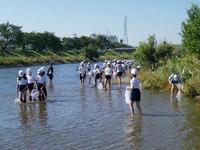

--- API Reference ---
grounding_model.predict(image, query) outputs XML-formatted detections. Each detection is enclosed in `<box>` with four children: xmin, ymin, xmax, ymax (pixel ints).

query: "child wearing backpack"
<box><xmin>168</xmin><ymin>73</ymin><xmax>181</xmax><ymax>97</ymax></box>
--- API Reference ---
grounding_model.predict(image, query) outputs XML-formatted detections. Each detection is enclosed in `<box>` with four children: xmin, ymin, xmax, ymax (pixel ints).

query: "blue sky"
<box><xmin>0</xmin><ymin>0</ymin><xmax>200</xmax><ymax>46</ymax></box>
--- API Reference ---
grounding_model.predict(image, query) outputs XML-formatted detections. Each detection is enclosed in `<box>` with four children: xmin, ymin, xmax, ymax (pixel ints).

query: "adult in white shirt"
<box><xmin>17</xmin><ymin>70</ymin><xmax>28</xmax><ymax>103</ymax></box>
<box><xmin>26</xmin><ymin>68</ymin><xmax>36</xmax><ymax>101</ymax></box>
<box><xmin>104</xmin><ymin>62</ymin><xmax>113</xmax><ymax>89</ymax></box>
<box><xmin>127</xmin><ymin>68</ymin><xmax>142</xmax><ymax>116</ymax></box>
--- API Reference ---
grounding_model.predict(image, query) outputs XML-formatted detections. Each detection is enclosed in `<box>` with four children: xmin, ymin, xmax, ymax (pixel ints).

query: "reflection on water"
<box><xmin>0</xmin><ymin>63</ymin><xmax>200</xmax><ymax>149</ymax></box>
<box><xmin>38</xmin><ymin>103</ymin><xmax>47</xmax><ymax>127</ymax></box>
<box><xmin>126</xmin><ymin>115</ymin><xmax>143</xmax><ymax>150</ymax></box>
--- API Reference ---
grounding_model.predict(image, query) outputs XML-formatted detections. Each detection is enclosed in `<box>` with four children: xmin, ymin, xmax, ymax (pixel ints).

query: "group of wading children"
<box><xmin>16</xmin><ymin>63</ymin><xmax>54</xmax><ymax>103</ymax></box>
<box><xmin>77</xmin><ymin>60</ymin><xmax>182</xmax><ymax>116</ymax></box>
<box><xmin>77</xmin><ymin>60</ymin><xmax>142</xmax><ymax>116</ymax></box>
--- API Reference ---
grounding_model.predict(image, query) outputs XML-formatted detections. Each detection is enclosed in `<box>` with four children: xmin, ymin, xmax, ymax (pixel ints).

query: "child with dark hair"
<box><xmin>47</xmin><ymin>62</ymin><xmax>54</xmax><ymax>81</ymax></box>
<box><xmin>17</xmin><ymin>70</ymin><xmax>28</xmax><ymax>103</ymax></box>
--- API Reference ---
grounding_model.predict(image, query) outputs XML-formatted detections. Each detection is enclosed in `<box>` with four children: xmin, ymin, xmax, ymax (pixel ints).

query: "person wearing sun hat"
<box><xmin>17</xmin><ymin>70</ymin><xmax>28</xmax><ymax>103</ymax></box>
<box><xmin>78</xmin><ymin>61</ymin><xmax>86</xmax><ymax>87</ymax></box>
<box><xmin>104</xmin><ymin>62</ymin><xmax>113</xmax><ymax>89</ymax></box>
<box><xmin>126</xmin><ymin>68</ymin><xmax>142</xmax><ymax>116</ymax></box>
<box><xmin>26</xmin><ymin>68</ymin><xmax>36</xmax><ymax>101</ymax></box>
<box><xmin>36</xmin><ymin>67</ymin><xmax>47</xmax><ymax>101</ymax></box>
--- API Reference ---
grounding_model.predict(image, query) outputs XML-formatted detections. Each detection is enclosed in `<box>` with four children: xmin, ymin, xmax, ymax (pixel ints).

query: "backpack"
<box><xmin>169</xmin><ymin>74</ymin><xmax>180</xmax><ymax>84</ymax></box>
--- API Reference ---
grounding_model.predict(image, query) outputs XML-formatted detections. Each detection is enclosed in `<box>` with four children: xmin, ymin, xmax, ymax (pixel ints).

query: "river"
<box><xmin>0</xmin><ymin>63</ymin><xmax>200</xmax><ymax>150</ymax></box>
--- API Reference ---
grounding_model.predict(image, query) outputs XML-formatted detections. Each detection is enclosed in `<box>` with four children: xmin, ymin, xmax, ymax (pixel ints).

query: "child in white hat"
<box><xmin>17</xmin><ymin>70</ymin><xmax>28</xmax><ymax>103</ymax></box>
<box><xmin>126</xmin><ymin>68</ymin><xmax>142</xmax><ymax>116</ymax></box>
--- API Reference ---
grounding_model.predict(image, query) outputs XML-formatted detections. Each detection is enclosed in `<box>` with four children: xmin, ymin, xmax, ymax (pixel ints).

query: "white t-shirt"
<box><xmin>17</xmin><ymin>77</ymin><xmax>28</xmax><ymax>85</ymax></box>
<box><xmin>78</xmin><ymin>66</ymin><xmax>86</xmax><ymax>74</ymax></box>
<box><xmin>36</xmin><ymin>75</ymin><xmax>47</xmax><ymax>84</ymax></box>
<box><xmin>26</xmin><ymin>74</ymin><xmax>36</xmax><ymax>84</ymax></box>
<box><xmin>104</xmin><ymin>67</ymin><xmax>113</xmax><ymax>76</ymax></box>
<box><xmin>115</xmin><ymin>64</ymin><xmax>123</xmax><ymax>73</ymax></box>
<box><xmin>87</xmin><ymin>64</ymin><xmax>91</xmax><ymax>70</ymax></box>
<box><xmin>130</xmin><ymin>77</ymin><xmax>140</xmax><ymax>89</ymax></box>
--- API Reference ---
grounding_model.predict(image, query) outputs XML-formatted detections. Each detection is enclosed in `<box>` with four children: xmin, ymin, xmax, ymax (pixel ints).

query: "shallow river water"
<box><xmin>0</xmin><ymin>63</ymin><xmax>200</xmax><ymax>150</ymax></box>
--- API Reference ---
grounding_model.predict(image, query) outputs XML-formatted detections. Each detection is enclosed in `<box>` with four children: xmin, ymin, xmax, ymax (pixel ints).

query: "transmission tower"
<box><xmin>124</xmin><ymin>15</ymin><xmax>128</xmax><ymax>45</ymax></box>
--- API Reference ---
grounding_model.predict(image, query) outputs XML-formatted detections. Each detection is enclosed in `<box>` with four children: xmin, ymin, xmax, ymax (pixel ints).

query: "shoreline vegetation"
<box><xmin>2</xmin><ymin>49</ymin><xmax>200</xmax><ymax>100</ymax></box>
<box><xmin>1</xmin><ymin>4</ymin><xmax>200</xmax><ymax>99</ymax></box>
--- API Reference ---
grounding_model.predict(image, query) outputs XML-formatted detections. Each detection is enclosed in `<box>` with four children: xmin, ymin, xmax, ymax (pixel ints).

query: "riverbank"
<box><xmin>136</xmin><ymin>54</ymin><xmax>200</xmax><ymax>100</ymax></box>
<box><xmin>0</xmin><ymin>50</ymin><xmax>133</xmax><ymax>67</ymax></box>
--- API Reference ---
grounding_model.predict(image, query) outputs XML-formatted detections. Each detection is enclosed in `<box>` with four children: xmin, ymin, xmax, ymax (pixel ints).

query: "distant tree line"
<box><xmin>0</xmin><ymin>22</ymin><xmax>129</xmax><ymax>54</ymax></box>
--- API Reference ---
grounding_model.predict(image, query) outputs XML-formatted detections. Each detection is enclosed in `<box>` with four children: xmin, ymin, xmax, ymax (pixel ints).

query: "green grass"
<box><xmin>137</xmin><ymin>54</ymin><xmax>200</xmax><ymax>98</ymax></box>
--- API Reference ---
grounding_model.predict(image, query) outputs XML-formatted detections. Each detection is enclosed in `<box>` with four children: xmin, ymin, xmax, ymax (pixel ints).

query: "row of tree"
<box><xmin>0</xmin><ymin>22</ymin><xmax>127</xmax><ymax>53</ymax></box>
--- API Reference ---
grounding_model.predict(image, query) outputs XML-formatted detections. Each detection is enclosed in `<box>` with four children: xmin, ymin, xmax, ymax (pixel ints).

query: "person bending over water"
<box><xmin>127</xmin><ymin>68</ymin><xmax>142</xmax><ymax>116</ymax></box>
<box><xmin>168</xmin><ymin>73</ymin><xmax>181</xmax><ymax>98</ymax></box>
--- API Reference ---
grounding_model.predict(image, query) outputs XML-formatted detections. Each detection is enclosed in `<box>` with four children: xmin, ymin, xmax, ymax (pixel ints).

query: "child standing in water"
<box><xmin>26</xmin><ymin>68</ymin><xmax>36</xmax><ymax>101</ymax></box>
<box><xmin>17</xmin><ymin>70</ymin><xmax>28</xmax><ymax>103</ymax></box>
<box><xmin>47</xmin><ymin>62</ymin><xmax>54</xmax><ymax>81</ymax></box>
<box><xmin>36</xmin><ymin>67</ymin><xmax>47</xmax><ymax>101</ymax></box>
<box><xmin>127</xmin><ymin>68</ymin><xmax>142</xmax><ymax>116</ymax></box>
<box><xmin>104</xmin><ymin>62</ymin><xmax>113</xmax><ymax>89</ymax></box>
<box><xmin>78</xmin><ymin>62</ymin><xmax>86</xmax><ymax>87</ymax></box>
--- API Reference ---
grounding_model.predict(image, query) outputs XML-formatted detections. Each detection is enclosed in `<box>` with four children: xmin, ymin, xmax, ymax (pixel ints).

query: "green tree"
<box><xmin>181</xmin><ymin>4</ymin><xmax>200</xmax><ymax>54</ymax></box>
<box><xmin>0</xmin><ymin>22</ymin><xmax>22</xmax><ymax>52</ymax></box>
<box><xmin>84</xmin><ymin>44</ymin><xmax>99</xmax><ymax>60</ymax></box>
<box><xmin>62</xmin><ymin>37</ymin><xmax>75</xmax><ymax>51</ymax></box>
<box><xmin>134</xmin><ymin>35</ymin><xmax>157</xmax><ymax>68</ymax></box>
<box><xmin>155</xmin><ymin>41</ymin><xmax>174</xmax><ymax>61</ymax></box>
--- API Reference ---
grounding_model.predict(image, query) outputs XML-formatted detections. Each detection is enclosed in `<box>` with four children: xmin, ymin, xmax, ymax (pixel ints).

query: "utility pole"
<box><xmin>124</xmin><ymin>15</ymin><xmax>128</xmax><ymax>45</ymax></box>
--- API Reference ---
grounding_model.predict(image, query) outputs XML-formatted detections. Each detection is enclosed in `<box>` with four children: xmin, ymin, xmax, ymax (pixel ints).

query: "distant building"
<box><xmin>90</xmin><ymin>33</ymin><xmax>118</xmax><ymax>43</ymax></box>
<box><xmin>114</xmin><ymin>47</ymin><xmax>137</xmax><ymax>52</ymax></box>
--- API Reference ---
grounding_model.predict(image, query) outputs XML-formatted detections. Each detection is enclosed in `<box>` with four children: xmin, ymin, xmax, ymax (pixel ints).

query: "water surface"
<box><xmin>0</xmin><ymin>63</ymin><xmax>199</xmax><ymax>150</ymax></box>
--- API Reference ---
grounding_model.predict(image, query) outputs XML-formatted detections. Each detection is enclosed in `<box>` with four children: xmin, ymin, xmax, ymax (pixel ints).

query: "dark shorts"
<box><xmin>117</xmin><ymin>72</ymin><xmax>123</xmax><ymax>77</ymax></box>
<box><xmin>19</xmin><ymin>85</ymin><xmax>27</xmax><ymax>92</ymax></box>
<box><xmin>95</xmin><ymin>73</ymin><xmax>102</xmax><ymax>80</ymax></box>
<box><xmin>28</xmin><ymin>83</ymin><xmax>34</xmax><ymax>91</ymax></box>
<box><xmin>105</xmin><ymin>75</ymin><xmax>111</xmax><ymax>80</ymax></box>
<box><xmin>37</xmin><ymin>83</ymin><xmax>44</xmax><ymax>91</ymax></box>
<box><xmin>130</xmin><ymin>88</ymin><xmax>141</xmax><ymax>101</ymax></box>
<box><xmin>37</xmin><ymin>83</ymin><xmax>47</xmax><ymax>96</ymax></box>
<box><xmin>48</xmin><ymin>73</ymin><xmax>53</xmax><ymax>80</ymax></box>
<box><xmin>80</xmin><ymin>73</ymin><xmax>86</xmax><ymax>80</ymax></box>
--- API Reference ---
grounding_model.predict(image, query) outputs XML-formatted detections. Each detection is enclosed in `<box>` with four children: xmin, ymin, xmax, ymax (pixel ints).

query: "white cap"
<box><xmin>18</xmin><ymin>70</ymin><xmax>24</xmax><ymax>77</ymax></box>
<box><xmin>137</xmin><ymin>65</ymin><xmax>141</xmax><ymax>69</ymax></box>
<box><xmin>26</xmin><ymin>68</ymin><xmax>32</xmax><ymax>74</ymax></box>
<box><xmin>80</xmin><ymin>62</ymin><xmax>84</xmax><ymax>65</ymax></box>
<box><xmin>131</xmin><ymin>68</ymin><xmax>138</xmax><ymax>75</ymax></box>
<box><xmin>37</xmin><ymin>67</ymin><xmax>44</xmax><ymax>74</ymax></box>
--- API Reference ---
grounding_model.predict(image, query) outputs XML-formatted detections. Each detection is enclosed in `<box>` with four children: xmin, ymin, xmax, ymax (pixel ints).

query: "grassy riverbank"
<box><xmin>136</xmin><ymin>54</ymin><xmax>200</xmax><ymax>99</ymax></box>
<box><xmin>0</xmin><ymin>50</ymin><xmax>134</xmax><ymax>67</ymax></box>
